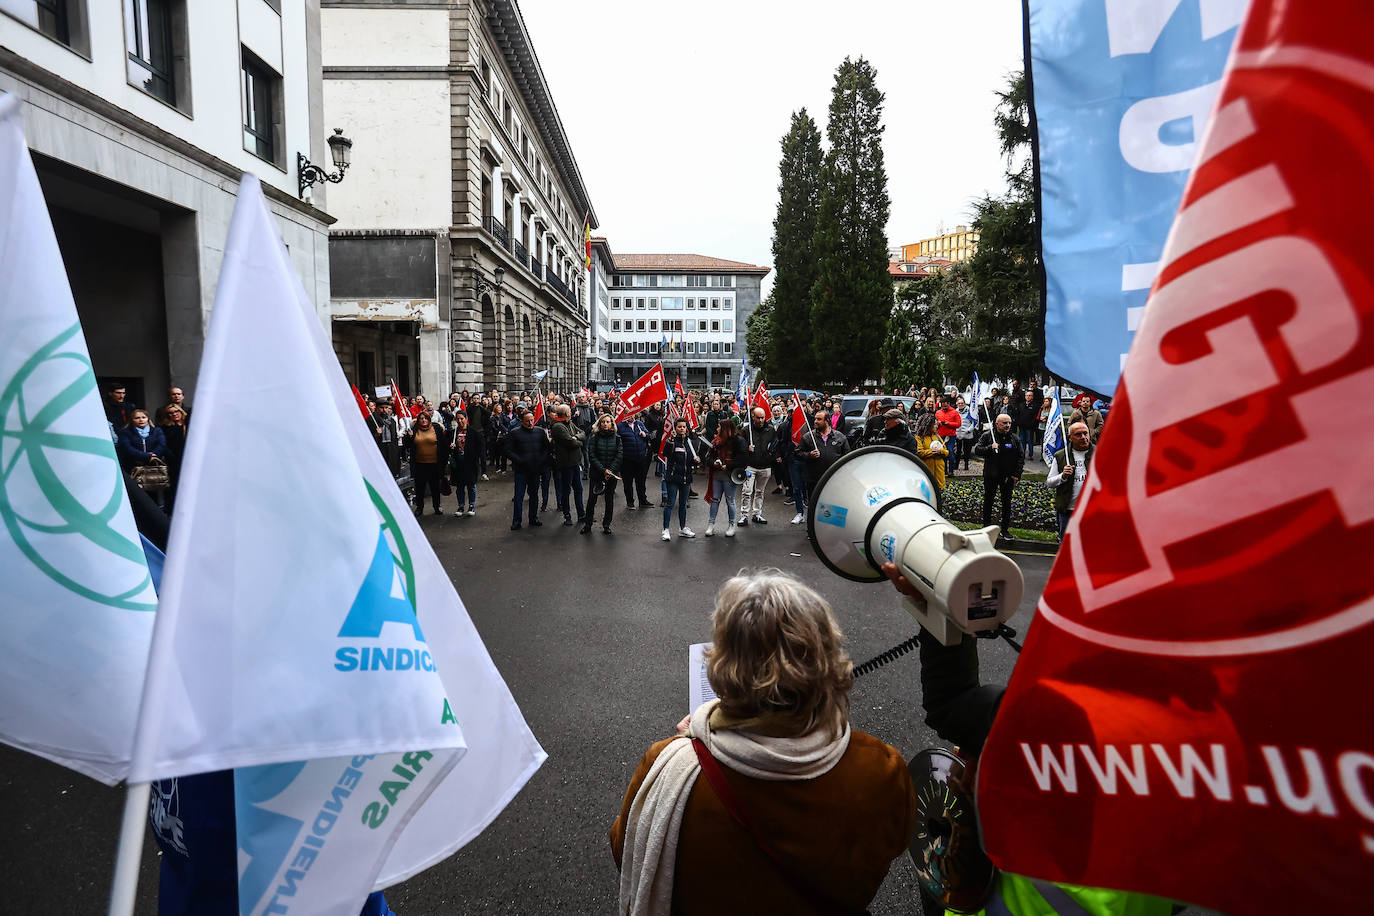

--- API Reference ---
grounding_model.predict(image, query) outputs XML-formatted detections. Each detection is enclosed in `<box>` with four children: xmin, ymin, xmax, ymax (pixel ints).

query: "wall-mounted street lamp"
<box><xmin>476</xmin><ymin>266</ymin><xmax>505</xmax><ymax>297</ymax></box>
<box><xmin>297</xmin><ymin>128</ymin><xmax>353</xmax><ymax>199</ymax></box>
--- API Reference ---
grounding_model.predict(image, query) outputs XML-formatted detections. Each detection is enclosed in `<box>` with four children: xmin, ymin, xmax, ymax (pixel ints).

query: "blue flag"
<box><xmin>1029</xmin><ymin>0</ymin><xmax>1243</xmax><ymax>395</ymax></box>
<box><xmin>1041</xmin><ymin>387</ymin><xmax>1065</xmax><ymax>466</ymax></box>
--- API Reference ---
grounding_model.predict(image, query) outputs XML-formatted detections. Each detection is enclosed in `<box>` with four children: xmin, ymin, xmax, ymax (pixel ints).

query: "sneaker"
<box><xmin>725</xmin><ymin>524</ymin><xmax>737</xmax><ymax>537</ymax></box>
<box><xmin>602</xmin><ymin>526</ymin><xmax>612</xmax><ymax>535</ymax></box>
<box><xmin>754</xmin><ymin>515</ymin><xmax>767</xmax><ymax>525</ymax></box>
<box><xmin>662</xmin><ymin>529</ymin><xmax>671</xmax><ymax>541</ymax></box>
<box><xmin>791</xmin><ymin>513</ymin><xmax>804</xmax><ymax>525</ymax></box>
<box><xmin>530</xmin><ymin>518</ymin><xmax>543</xmax><ymax>527</ymax></box>
<box><xmin>467</xmin><ymin>509</ymin><xmax>476</xmax><ymax>517</ymax></box>
<box><xmin>782</xmin><ymin>497</ymin><xmax>794</xmax><ymax>505</ymax></box>
<box><xmin>511</xmin><ymin>523</ymin><xmax>522</xmax><ymax>530</ymax></box>
<box><xmin>679</xmin><ymin>527</ymin><xmax>696</xmax><ymax>538</ymax></box>
<box><xmin>705</xmin><ymin>523</ymin><xmax>715</xmax><ymax>537</ymax></box>
<box><xmin>481</xmin><ymin>474</ymin><xmax>490</xmax><ymax>481</ymax></box>
<box><xmin>563</xmin><ymin>517</ymin><xmax>574</xmax><ymax>526</ymax></box>
<box><xmin>737</xmin><ymin>516</ymin><xmax>749</xmax><ymax>527</ymax></box>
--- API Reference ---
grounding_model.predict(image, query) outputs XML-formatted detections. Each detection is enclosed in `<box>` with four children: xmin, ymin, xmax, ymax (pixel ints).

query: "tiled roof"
<box><xmin>612</xmin><ymin>253</ymin><xmax>771</xmax><ymax>274</ymax></box>
<box><xmin>888</xmin><ymin>259</ymin><xmax>951</xmax><ymax>278</ymax></box>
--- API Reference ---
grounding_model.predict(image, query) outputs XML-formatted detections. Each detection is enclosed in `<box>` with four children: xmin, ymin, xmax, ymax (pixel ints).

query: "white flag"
<box><xmin>285</xmin><ymin>212</ymin><xmax>546</xmax><ymax>890</ymax></box>
<box><xmin>1042</xmin><ymin>386</ymin><xmax>1065</xmax><ymax>466</ymax></box>
<box><xmin>0</xmin><ymin>92</ymin><xmax>155</xmax><ymax>785</ymax></box>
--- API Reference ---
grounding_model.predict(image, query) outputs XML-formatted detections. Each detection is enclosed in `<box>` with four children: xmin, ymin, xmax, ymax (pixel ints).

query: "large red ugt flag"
<box><xmin>977</xmin><ymin>2</ymin><xmax>1374</xmax><ymax>911</ymax></box>
<box><xmin>614</xmin><ymin>363</ymin><xmax>669</xmax><ymax>423</ymax></box>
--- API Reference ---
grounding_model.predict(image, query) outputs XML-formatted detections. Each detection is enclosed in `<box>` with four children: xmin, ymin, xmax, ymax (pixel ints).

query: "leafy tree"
<box><xmin>946</xmin><ymin>71</ymin><xmax>1044</xmax><ymax>380</ymax></box>
<box><xmin>768</xmin><ymin>110</ymin><xmax>824</xmax><ymax>385</ymax></box>
<box><xmin>882</xmin><ymin>278</ymin><xmax>947</xmax><ymax>390</ymax></box>
<box><xmin>745</xmin><ymin>292</ymin><xmax>775</xmax><ymax>374</ymax></box>
<box><xmin>810</xmin><ymin>57</ymin><xmax>892</xmax><ymax>388</ymax></box>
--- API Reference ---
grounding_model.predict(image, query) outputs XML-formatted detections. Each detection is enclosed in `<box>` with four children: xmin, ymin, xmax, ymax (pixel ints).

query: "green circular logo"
<box><xmin>0</xmin><ymin>324</ymin><xmax>154</xmax><ymax>610</ymax></box>
<box><xmin>367</xmin><ymin>478</ymin><xmax>416</xmax><ymax>611</ymax></box>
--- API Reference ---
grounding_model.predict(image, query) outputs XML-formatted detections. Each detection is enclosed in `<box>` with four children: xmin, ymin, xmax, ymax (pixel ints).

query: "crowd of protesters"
<box><xmin>105</xmin><ymin>373</ymin><xmax>1108</xmax><ymax>545</ymax></box>
<box><xmin>348</xmin><ymin>376</ymin><xmax>1108</xmax><ymax>543</ymax></box>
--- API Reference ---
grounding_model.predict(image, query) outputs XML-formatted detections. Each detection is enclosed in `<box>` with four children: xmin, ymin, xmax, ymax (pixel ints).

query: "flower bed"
<box><xmin>943</xmin><ymin>476</ymin><xmax>1057</xmax><ymax>532</ymax></box>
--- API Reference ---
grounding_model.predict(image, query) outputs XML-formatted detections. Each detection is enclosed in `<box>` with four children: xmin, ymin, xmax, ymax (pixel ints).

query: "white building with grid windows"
<box><xmin>604</xmin><ymin>254</ymin><xmax>769</xmax><ymax>391</ymax></box>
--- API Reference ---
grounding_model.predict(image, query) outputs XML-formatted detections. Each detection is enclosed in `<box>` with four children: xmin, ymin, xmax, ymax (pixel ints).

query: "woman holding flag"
<box><xmin>660</xmin><ymin>416</ymin><xmax>699</xmax><ymax>541</ymax></box>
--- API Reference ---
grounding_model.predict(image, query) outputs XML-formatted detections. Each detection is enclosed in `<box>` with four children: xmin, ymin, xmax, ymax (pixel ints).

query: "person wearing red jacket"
<box><xmin>935</xmin><ymin>395</ymin><xmax>963</xmax><ymax>479</ymax></box>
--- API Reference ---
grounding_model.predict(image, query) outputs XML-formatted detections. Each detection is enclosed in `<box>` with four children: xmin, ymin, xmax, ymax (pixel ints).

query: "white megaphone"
<box><xmin>807</xmin><ymin>446</ymin><xmax>1024</xmax><ymax>646</ymax></box>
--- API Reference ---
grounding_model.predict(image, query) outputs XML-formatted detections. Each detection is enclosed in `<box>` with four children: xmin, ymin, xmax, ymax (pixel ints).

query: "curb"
<box><xmin>999</xmin><ymin>536</ymin><xmax>1060</xmax><ymax>556</ymax></box>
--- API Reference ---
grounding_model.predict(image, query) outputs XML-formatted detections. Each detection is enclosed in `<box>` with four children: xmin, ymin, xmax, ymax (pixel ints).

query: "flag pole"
<box><xmin>108</xmin><ymin>781</ymin><xmax>151</xmax><ymax>915</ymax></box>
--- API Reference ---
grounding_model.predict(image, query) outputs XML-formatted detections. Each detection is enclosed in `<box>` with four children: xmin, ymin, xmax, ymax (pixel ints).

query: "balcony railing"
<box><xmin>545</xmin><ymin>269</ymin><xmax>578</xmax><ymax>308</ymax></box>
<box><xmin>486</xmin><ymin>216</ymin><xmax>510</xmax><ymax>250</ymax></box>
<box><xmin>530</xmin><ymin>257</ymin><xmax>543</xmax><ymax>281</ymax></box>
<box><xmin>513</xmin><ymin>238</ymin><xmax>529</xmax><ymax>267</ymax></box>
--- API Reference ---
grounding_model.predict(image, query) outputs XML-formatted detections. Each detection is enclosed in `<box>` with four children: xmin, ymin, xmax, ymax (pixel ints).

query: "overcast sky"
<box><xmin>519</xmin><ymin>0</ymin><xmax>1026</xmax><ymax>282</ymax></box>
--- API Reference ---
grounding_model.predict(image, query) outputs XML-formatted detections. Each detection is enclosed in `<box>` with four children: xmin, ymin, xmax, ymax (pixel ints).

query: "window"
<box><xmin>521</xmin><ymin>132</ymin><xmax>529</xmax><ymax>162</ymax></box>
<box><xmin>723</xmin><ymin>299</ymin><xmax>734</xmax><ymax>311</ymax></box>
<box><xmin>125</xmin><ymin>0</ymin><xmax>186</xmax><ymax>108</ymax></box>
<box><xmin>636</xmin><ymin>342</ymin><xmax>647</xmax><ymax>354</ymax></box>
<box><xmin>632</xmin><ymin>275</ymin><xmax>652</xmax><ymax>287</ymax></box>
<box><xmin>611</xmin><ymin>320</ymin><xmax>621</xmax><ymax>331</ymax></box>
<box><xmin>636</xmin><ymin>320</ymin><xmax>646</xmax><ymax>332</ymax></box>
<box><xmin>649</xmin><ymin>320</ymin><xmax>658</xmax><ymax>331</ymax></box>
<box><xmin>685</xmin><ymin>298</ymin><xmax>695</xmax><ymax>309</ymax></box>
<box><xmin>711</xmin><ymin>342</ymin><xmax>721</xmax><ymax>354</ymax></box>
<box><xmin>661</xmin><ymin>297</ymin><xmax>683</xmax><ymax>310</ymax></box>
<box><xmin>723</xmin><ymin>319</ymin><xmax>733</xmax><ymax>332</ymax></box>
<box><xmin>724</xmin><ymin>342</ymin><xmax>733</xmax><ymax>355</ymax></box>
<box><xmin>649</xmin><ymin>298</ymin><xmax>658</xmax><ymax>309</ymax></box>
<box><xmin>502</xmin><ymin>99</ymin><xmax>511</xmax><ymax>132</ymax></box>
<box><xmin>685</xmin><ymin>320</ymin><xmax>696</xmax><ymax>332</ymax></box>
<box><xmin>664</xmin><ymin>320</ymin><xmax>683</xmax><ymax>332</ymax></box>
<box><xmin>6</xmin><ymin>0</ymin><xmax>87</xmax><ymax>50</ymax></box>
<box><xmin>636</xmin><ymin>298</ymin><xmax>646</xmax><ymax>310</ymax></box>
<box><xmin>479</xmin><ymin>55</ymin><xmax>491</xmax><ymax>88</ymax></box>
<box><xmin>711</xmin><ymin>321</ymin><xmax>720</xmax><ymax>332</ymax></box>
<box><xmin>687</xmin><ymin>275</ymin><xmax>707</xmax><ymax>287</ymax></box>
<box><xmin>611</xmin><ymin>298</ymin><xmax>620</xmax><ymax>309</ymax></box>
<box><xmin>611</xmin><ymin>342</ymin><xmax>621</xmax><ymax>355</ymax></box>
<box><xmin>711</xmin><ymin>298</ymin><xmax>720</xmax><ymax>310</ymax></box>
<box><xmin>659</xmin><ymin>275</ymin><xmax>686</xmax><ymax>287</ymax></box>
<box><xmin>242</xmin><ymin>49</ymin><xmax>281</xmax><ymax>165</ymax></box>
<box><xmin>686</xmin><ymin>342</ymin><xmax>696</xmax><ymax>355</ymax></box>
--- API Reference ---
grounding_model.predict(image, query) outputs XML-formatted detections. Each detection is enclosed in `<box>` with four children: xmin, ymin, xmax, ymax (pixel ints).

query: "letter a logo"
<box><xmin>338</xmin><ymin>528</ymin><xmax>425</xmax><ymax>642</ymax></box>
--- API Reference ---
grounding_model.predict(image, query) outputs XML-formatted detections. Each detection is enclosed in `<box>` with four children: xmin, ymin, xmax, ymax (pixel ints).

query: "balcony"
<box><xmin>530</xmin><ymin>257</ymin><xmax>543</xmax><ymax>280</ymax></box>
<box><xmin>486</xmin><ymin>216</ymin><xmax>510</xmax><ymax>250</ymax></box>
<box><xmin>545</xmin><ymin>269</ymin><xmax>578</xmax><ymax>308</ymax></box>
<box><xmin>513</xmin><ymin>238</ymin><xmax>530</xmax><ymax>267</ymax></box>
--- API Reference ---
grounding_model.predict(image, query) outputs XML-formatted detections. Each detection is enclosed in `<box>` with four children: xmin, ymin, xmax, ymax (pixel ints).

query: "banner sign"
<box><xmin>980</xmin><ymin>1</ymin><xmax>1374</xmax><ymax>911</ymax></box>
<box><xmin>614</xmin><ymin>363</ymin><xmax>669</xmax><ymax>422</ymax></box>
<box><xmin>1030</xmin><ymin>0</ymin><xmax>1244</xmax><ymax>395</ymax></box>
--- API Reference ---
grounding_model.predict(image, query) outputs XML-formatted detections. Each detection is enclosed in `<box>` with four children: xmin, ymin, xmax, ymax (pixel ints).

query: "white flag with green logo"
<box><xmin>0</xmin><ymin>93</ymin><xmax>155</xmax><ymax>785</ymax></box>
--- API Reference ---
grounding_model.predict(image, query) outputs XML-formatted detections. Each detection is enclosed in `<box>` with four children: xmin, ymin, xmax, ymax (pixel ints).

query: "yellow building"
<box><xmin>902</xmin><ymin>225</ymin><xmax>980</xmax><ymax>263</ymax></box>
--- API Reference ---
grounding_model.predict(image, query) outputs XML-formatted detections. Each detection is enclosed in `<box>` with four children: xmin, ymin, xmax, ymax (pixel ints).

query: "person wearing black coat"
<box><xmin>1012</xmin><ymin>390</ymin><xmax>1041</xmax><ymax>459</ymax></box>
<box><xmin>448</xmin><ymin>412</ymin><xmax>481</xmax><ymax>516</ymax></box>
<box><xmin>704</xmin><ymin>418</ymin><xmax>749</xmax><ymax>536</ymax></box>
<box><xmin>507</xmin><ymin>410</ymin><xmax>552</xmax><ymax>529</ymax></box>
<box><xmin>799</xmin><ymin>413</ymin><xmax>850</xmax><ymax>493</ymax></box>
<box><xmin>583</xmin><ymin>414</ymin><xmax>624</xmax><ymax>534</ymax></box>
<box><xmin>973</xmin><ymin>413</ymin><xmax>1025</xmax><ymax>535</ymax></box>
<box><xmin>617</xmin><ymin>416</ymin><xmax>651</xmax><ymax>509</ymax></box>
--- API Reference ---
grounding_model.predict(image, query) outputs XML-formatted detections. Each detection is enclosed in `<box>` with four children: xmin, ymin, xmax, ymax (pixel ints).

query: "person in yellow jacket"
<box><xmin>914</xmin><ymin>412</ymin><xmax>949</xmax><ymax>513</ymax></box>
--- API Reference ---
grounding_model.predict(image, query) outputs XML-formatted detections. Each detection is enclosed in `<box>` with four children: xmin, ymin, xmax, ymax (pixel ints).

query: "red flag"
<box><xmin>673</xmin><ymin>377</ymin><xmax>700</xmax><ymax>429</ymax></box>
<box><xmin>351</xmin><ymin>384</ymin><xmax>379</xmax><ymax>432</ymax></box>
<box><xmin>456</xmin><ymin>396</ymin><xmax>467</xmax><ymax>414</ymax></box>
<box><xmin>657</xmin><ymin>401</ymin><xmax>681</xmax><ymax>462</ymax></box>
<box><xmin>977</xmin><ymin>4</ymin><xmax>1374</xmax><ymax>912</ymax></box>
<box><xmin>751</xmin><ymin>380</ymin><xmax>771</xmax><ymax>413</ymax></box>
<box><xmin>531</xmin><ymin>391</ymin><xmax>544</xmax><ymax>424</ymax></box>
<box><xmin>614</xmin><ymin>362</ymin><xmax>670</xmax><ymax>423</ymax></box>
<box><xmin>790</xmin><ymin>395</ymin><xmax>808</xmax><ymax>445</ymax></box>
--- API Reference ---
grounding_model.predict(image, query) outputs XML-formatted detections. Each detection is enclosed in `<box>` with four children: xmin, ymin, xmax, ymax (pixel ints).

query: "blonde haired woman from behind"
<box><xmin>610</xmin><ymin>569</ymin><xmax>916</xmax><ymax>915</ymax></box>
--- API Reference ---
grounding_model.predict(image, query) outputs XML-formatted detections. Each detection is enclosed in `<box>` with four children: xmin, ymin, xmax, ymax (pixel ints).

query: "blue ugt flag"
<box><xmin>1042</xmin><ymin>387</ymin><xmax>1065</xmax><ymax>465</ymax></box>
<box><xmin>1029</xmin><ymin>0</ymin><xmax>1243</xmax><ymax>395</ymax></box>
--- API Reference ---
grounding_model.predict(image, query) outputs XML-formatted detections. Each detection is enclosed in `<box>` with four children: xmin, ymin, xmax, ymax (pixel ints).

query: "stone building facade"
<box><xmin>322</xmin><ymin>0</ymin><xmax>596</xmax><ymax>399</ymax></box>
<box><xmin>1</xmin><ymin>0</ymin><xmax>334</xmax><ymax>408</ymax></box>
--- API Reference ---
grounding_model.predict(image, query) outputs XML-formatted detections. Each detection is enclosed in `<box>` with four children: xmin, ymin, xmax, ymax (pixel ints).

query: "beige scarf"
<box><xmin>617</xmin><ymin>700</ymin><xmax>851</xmax><ymax>916</ymax></box>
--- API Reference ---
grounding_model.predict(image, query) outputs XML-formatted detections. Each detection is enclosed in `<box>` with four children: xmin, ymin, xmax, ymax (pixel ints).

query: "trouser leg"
<box><xmin>982</xmin><ymin>476</ymin><xmax>997</xmax><ymax>527</ymax></box>
<box><xmin>999</xmin><ymin>477</ymin><xmax>1015</xmax><ymax>532</ymax></box>
<box><xmin>603</xmin><ymin>480</ymin><xmax>616</xmax><ymax>527</ymax></box>
<box><xmin>555</xmin><ymin>468</ymin><xmax>571</xmax><ymax>516</ymax></box>
<box><xmin>512</xmin><ymin>472</ymin><xmax>527</xmax><ymax>524</ymax></box>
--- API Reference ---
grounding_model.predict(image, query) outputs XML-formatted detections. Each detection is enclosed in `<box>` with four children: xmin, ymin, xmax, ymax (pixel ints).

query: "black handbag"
<box><xmin>130</xmin><ymin>463</ymin><xmax>170</xmax><ymax>492</ymax></box>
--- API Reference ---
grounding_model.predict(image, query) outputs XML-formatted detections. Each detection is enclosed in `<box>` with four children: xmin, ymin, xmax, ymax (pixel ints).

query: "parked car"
<box><xmin>838</xmin><ymin>395</ymin><xmax>920</xmax><ymax>435</ymax></box>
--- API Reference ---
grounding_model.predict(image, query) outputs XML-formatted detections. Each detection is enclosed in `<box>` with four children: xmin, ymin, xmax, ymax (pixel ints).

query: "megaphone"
<box><xmin>807</xmin><ymin>446</ymin><xmax>1023</xmax><ymax>646</ymax></box>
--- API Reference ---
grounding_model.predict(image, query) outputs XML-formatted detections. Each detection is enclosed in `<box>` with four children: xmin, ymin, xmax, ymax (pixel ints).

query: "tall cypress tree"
<box><xmin>811</xmin><ymin>57</ymin><xmax>892</xmax><ymax>388</ymax></box>
<box><xmin>768</xmin><ymin>109</ymin><xmax>823</xmax><ymax>385</ymax></box>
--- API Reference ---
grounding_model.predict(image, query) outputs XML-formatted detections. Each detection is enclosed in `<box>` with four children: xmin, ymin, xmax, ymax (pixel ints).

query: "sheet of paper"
<box><xmin>688</xmin><ymin>642</ymin><xmax>717</xmax><ymax>715</ymax></box>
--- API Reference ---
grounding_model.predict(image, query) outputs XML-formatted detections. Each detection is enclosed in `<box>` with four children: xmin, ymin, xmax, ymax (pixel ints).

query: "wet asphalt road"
<box><xmin>0</xmin><ymin>475</ymin><xmax>1052</xmax><ymax>915</ymax></box>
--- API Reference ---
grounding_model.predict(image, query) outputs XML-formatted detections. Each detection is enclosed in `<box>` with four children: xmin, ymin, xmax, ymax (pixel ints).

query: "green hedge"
<box><xmin>944</xmin><ymin>477</ymin><xmax>1057</xmax><ymax>532</ymax></box>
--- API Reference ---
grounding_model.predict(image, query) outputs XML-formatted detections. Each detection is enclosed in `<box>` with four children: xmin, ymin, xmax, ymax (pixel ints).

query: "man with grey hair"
<box><xmin>551</xmin><ymin>404</ymin><xmax>587</xmax><ymax>526</ymax></box>
<box><xmin>973</xmin><ymin>412</ymin><xmax>1023</xmax><ymax>536</ymax></box>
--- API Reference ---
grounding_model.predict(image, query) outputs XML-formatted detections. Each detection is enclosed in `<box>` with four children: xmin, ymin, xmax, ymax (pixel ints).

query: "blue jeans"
<box><xmin>663</xmin><ymin>481</ymin><xmax>690</xmax><ymax>529</ymax></box>
<box><xmin>454</xmin><ymin>481</ymin><xmax>476</xmax><ymax>508</ymax></box>
<box><xmin>944</xmin><ymin>436</ymin><xmax>958</xmax><ymax>477</ymax></box>
<box><xmin>789</xmin><ymin>458</ymin><xmax>807</xmax><ymax>516</ymax></box>
<box><xmin>1019</xmin><ymin>427</ymin><xmax>1035</xmax><ymax>457</ymax></box>
<box><xmin>1057</xmin><ymin>509</ymin><xmax>1072</xmax><ymax>541</ymax></box>
<box><xmin>555</xmin><ymin>466</ymin><xmax>584</xmax><ymax>520</ymax></box>
<box><xmin>512</xmin><ymin>471</ymin><xmax>538</xmax><ymax>524</ymax></box>
<box><xmin>538</xmin><ymin>467</ymin><xmax>551</xmax><ymax>507</ymax></box>
<box><xmin>709</xmin><ymin>478</ymin><xmax>738</xmax><ymax>524</ymax></box>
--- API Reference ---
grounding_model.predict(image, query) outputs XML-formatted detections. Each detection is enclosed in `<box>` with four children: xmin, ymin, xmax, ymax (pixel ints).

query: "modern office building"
<box><xmin>604</xmin><ymin>254</ymin><xmax>769</xmax><ymax>391</ymax></box>
<box><xmin>321</xmin><ymin>0</ymin><xmax>596</xmax><ymax>399</ymax></box>
<box><xmin>587</xmin><ymin>235</ymin><xmax>613</xmax><ymax>387</ymax></box>
<box><xmin>902</xmin><ymin>224</ymin><xmax>980</xmax><ymax>263</ymax></box>
<box><xmin>1</xmin><ymin>0</ymin><xmax>335</xmax><ymax>407</ymax></box>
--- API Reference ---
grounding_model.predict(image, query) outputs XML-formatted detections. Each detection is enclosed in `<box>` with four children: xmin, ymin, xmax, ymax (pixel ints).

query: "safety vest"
<box><xmin>952</xmin><ymin>872</ymin><xmax>1174</xmax><ymax>916</ymax></box>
